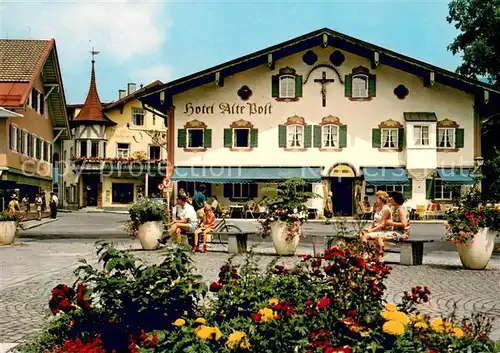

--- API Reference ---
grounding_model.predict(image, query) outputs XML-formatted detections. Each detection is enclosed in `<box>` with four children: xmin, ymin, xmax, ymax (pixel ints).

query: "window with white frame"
<box><xmin>233</xmin><ymin>128</ymin><xmax>250</xmax><ymax>148</ymax></box>
<box><xmin>117</xmin><ymin>143</ymin><xmax>130</xmax><ymax>158</ymax></box>
<box><xmin>414</xmin><ymin>125</ymin><xmax>430</xmax><ymax>146</ymax></box>
<box><xmin>279</xmin><ymin>75</ymin><xmax>296</xmax><ymax>98</ymax></box>
<box><xmin>438</xmin><ymin>128</ymin><xmax>455</xmax><ymax>148</ymax></box>
<box><xmin>287</xmin><ymin>125</ymin><xmax>303</xmax><ymax>148</ymax></box>
<box><xmin>22</xmin><ymin>129</ymin><xmax>28</xmax><ymax>155</ymax></box>
<box><xmin>39</xmin><ymin>138</ymin><xmax>45</xmax><ymax>161</ymax></box>
<box><xmin>187</xmin><ymin>128</ymin><xmax>204</xmax><ymax>148</ymax></box>
<box><xmin>149</xmin><ymin>145</ymin><xmax>161</xmax><ymax>160</ymax></box>
<box><xmin>322</xmin><ymin>125</ymin><xmax>339</xmax><ymax>148</ymax></box>
<box><xmin>9</xmin><ymin>124</ymin><xmax>18</xmax><ymax>151</ymax></box>
<box><xmin>132</xmin><ymin>108</ymin><xmax>145</xmax><ymax>126</ymax></box>
<box><xmin>381</xmin><ymin>128</ymin><xmax>398</xmax><ymax>149</ymax></box>
<box><xmin>434</xmin><ymin>179</ymin><xmax>452</xmax><ymax>200</ymax></box>
<box><xmin>352</xmin><ymin>74</ymin><xmax>368</xmax><ymax>98</ymax></box>
<box><xmin>32</xmin><ymin>135</ymin><xmax>38</xmax><ymax>158</ymax></box>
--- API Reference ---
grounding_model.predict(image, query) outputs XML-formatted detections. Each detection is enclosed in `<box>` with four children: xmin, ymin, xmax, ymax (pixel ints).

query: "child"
<box><xmin>193</xmin><ymin>204</ymin><xmax>215</xmax><ymax>253</ymax></box>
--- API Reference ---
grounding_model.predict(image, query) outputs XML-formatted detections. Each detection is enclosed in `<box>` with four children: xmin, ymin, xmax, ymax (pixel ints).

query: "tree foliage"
<box><xmin>447</xmin><ymin>0</ymin><xmax>500</xmax><ymax>87</ymax></box>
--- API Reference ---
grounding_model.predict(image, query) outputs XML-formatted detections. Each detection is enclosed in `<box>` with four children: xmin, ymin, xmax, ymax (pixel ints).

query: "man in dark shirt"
<box><xmin>192</xmin><ymin>185</ymin><xmax>207</xmax><ymax>219</ymax></box>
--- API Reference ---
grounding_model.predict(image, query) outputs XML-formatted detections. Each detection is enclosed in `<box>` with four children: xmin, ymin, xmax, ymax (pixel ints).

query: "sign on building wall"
<box><xmin>183</xmin><ymin>102</ymin><xmax>273</xmax><ymax>116</ymax></box>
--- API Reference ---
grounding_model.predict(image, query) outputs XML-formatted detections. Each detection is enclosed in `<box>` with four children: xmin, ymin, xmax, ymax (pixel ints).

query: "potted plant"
<box><xmin>126</xmin><ymin>197</ymin><xmax>165</xmax><ymax>250</ymax></box>
<box><xmin>258</xmin><ymin>177</ymin><xmax>319</xmax><ymax>255</ymax></box>
<box><xmin>0</xmin><ymin>211</ymin><xmax>25</xmax><ymax>245</ymax></box>
<box><xmin>444</xmin><ymin>183</ymin><xmax>500</xmax><ymax>270</ymax></box>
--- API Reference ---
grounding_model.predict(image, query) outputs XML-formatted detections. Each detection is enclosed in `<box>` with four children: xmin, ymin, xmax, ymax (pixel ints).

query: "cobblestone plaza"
<box><xmin>1</xmin><ymin>228</ymin><xmax>499</xmax><ymax>351</ymax></box>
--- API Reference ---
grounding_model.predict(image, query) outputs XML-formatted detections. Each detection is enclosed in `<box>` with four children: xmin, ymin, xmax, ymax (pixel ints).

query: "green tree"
<box><xmin>482</xmin><ymin>148</ymin><xmax>500</xmax><ymax>202</ymax></box>
<box><xmin>447</xmin><ymin>0</ymin><xmax>500</xmax><ymax>87</ymax></box>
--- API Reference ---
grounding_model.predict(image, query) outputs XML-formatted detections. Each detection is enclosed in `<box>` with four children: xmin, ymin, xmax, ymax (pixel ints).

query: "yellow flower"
<box><xmin>240</xmin><ymin>341</ymin><xmax>251</xmax><ymax>350</ymax></box>
<box><xmin>383</xmin><ymin>320</ymin><xmax>406</xmax><ymax>336</ymax></box>
<box><xmin>414</xmin><ymin>321</ymin><xmax>429</xmax><ymax>329</ymax></box>
<box><xmin>173</xmin><ymin>318</ymin><xmax>185</xmax><ymax>327</ymax></box>
<box><xmin>227</xmin><ymin>331</ymin><xmax>246</xmax><ymax>350</ymax></box>
<box><xmin>258</xmin><ymin>308</ymin><xmax>276</xmax><ymax>323</ymax></box>
<box><xmin>453</xmin><ymin>327</ymin><xmax>464</xmax><ymax>338</ymax></box>
<box><xmin>268</xmin><ymin>298</ymin><xmax>279</xmax><ymax>306</ymax></box>
<box><xmin>195</xmin><ymin>325</ymin><xmax>223</xmax><ymax>341</ymax></box>
<box><xmin>195</xmin><ymin>317</ymin><xmax>207</xmax><ymax>325</ymax></box>
<box><xmin>213</xmin><ymin>327</ymin><xmax>223</xmax><ymax>341</ymax></box>
<box><xmin>385</xmin><ymin>303</ymin><xmax>397</xmax><ymax>312</ymax></box>
<box><xmin>410</xmin><ymin>314</ymin><xmax>425</xmax><ymax>323</ymax></box>
<box><xmin>382</xmin><ymin>311</ymin><xmax>409</xmax><ymax>326</ymax></box>
<box><xmin>430</xmin><ymin>318</ymin><xmax>453</xmax><ymax>333</ymax></box>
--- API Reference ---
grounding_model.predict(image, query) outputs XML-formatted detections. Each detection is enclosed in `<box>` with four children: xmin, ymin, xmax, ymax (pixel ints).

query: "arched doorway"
<box><xmin>328</xmin><ymin>164</ymin><xmax>356</xmax><ymax>216</ymax></box>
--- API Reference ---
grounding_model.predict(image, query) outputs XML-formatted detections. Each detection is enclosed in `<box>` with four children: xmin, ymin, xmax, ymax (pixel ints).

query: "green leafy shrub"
<box><xmin>126</xmin><ymin>197</ymin><xmax>165</xmax><ymax>236</ymax></box>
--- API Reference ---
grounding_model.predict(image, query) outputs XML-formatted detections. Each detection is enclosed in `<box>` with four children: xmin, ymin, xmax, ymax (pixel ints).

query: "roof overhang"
<box><xmin>137</xmin><ymin>28</ymin><xmax>500</xmax><ymax>118</ymax></box>
<box><xmin>0</xmin><ymin>107</ymin><xmax>23</xmax><ymax>118</ymax></box>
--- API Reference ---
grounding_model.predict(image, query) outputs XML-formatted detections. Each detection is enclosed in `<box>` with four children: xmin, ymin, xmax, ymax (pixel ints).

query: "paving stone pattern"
<box><xmin>1</xmin><ymin>238</ymin><xmax>499</xmax><ymax>350</ymax></box>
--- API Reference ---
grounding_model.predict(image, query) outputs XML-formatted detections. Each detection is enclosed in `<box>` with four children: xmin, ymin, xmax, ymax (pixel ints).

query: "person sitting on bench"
<box><xmin>193</xmin><ymin>204</ymin><xmax>215</xmax><ymax>253</ymax></box>
<box><xmin>385</xmin><ymin>192</ymin><xmax>410</xmax><ymax>241</ymax></box>
<box><xmin>161</xmin><ymin>194</ymin><xmax>198</xmax><ymax>244</ymax></box>
<box><xmin>360</xmin><ymin>191</ymin><xmax>392</xmax><ymax>260</ymax></box>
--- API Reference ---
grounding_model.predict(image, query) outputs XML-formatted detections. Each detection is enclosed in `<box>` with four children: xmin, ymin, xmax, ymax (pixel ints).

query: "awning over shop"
<box><xmin>437</xmin><ymin>168</ymin><xmax>475</xmax><ymax>184</ymax></box>
<box><xmin>362</xmin><ymin>168</ymin><xmax>409</xmax><ymax>185</ymax></box>
<box><xmin>171</xmin><ymin>167</ymin><xmax>323</xmax><ymax>183</ymax></box>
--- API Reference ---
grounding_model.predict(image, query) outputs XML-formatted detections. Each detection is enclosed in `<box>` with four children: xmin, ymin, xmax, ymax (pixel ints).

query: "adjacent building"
<box><xmin>63</xmin><ymin>58</ymin><xmax>165</xmax><ymax>210</ymax></box>
<box><xmin>0</xmin><ymin>39</ymin><xmax>70</xmax><ymax>210</ymax></box>
<box><xmin>137</xmin><ymin>28</ymin><xmax>500</xmax><ymax>217</ymax></box>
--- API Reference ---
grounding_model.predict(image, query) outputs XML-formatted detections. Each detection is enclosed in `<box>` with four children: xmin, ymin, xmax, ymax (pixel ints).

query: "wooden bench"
<box><xmin>312</xmin><ymin>234</ymin><xmax>434</xmax><ymax>266</ymax></box>
<box><xmin>185</xmin><ymin>231</ymin><xmax>256</xmax><ymax>254</ymax></box>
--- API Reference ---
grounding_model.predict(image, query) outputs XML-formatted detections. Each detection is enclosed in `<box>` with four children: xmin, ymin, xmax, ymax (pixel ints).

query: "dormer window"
<box><xmin>352</xmin><ymin>74</ymin><xmax>368</xmax><ymax>98</ymax></box>
<box><xmin>272</xmin><ymin>67</ymin><xmax>303</xmax><ymax>100</ymax></box>
<box><xmin>279</xmin><ymin>75</ymin><xmax>296</xmax><ymax>98</ymax></box>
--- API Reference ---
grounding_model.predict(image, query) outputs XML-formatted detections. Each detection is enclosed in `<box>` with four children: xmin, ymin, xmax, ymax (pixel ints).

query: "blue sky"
<box><xmin>0</xmin><ymin>1</ymin><xmax>461</xmax><ymax>104</ymax></box>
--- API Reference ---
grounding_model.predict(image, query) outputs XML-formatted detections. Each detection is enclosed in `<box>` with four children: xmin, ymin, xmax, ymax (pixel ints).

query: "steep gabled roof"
<box><xmin>0</xmin><ymin>39</ymin><xmax>71</xmax><ymax>138</ymax></box>
<box><xmin>138</xmin><ymin>28</ymin><xmax>500</xmax><ymax>118</ymax></box>
<box><xmin>72</xmin><ymin>60</ymin><xmax>116</xmax><ymax>126</ymax></box>
<box><xmin>104</xmin><ymin>80</ymin><xmax>162</xmax><ymax>111</ymax></box>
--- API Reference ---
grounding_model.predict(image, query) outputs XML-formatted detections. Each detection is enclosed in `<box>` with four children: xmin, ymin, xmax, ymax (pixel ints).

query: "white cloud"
<box><xmin>2</xmin><ymin>0</ymin><xmax>170</xmax><ymax>64</ymax></box>
<box><xmin>134</xmin><ymin>64</ymin><xmax>173</xmax><ymax>85</ymax></box>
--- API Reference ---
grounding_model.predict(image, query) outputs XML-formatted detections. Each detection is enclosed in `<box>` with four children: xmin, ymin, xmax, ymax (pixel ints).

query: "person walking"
<box><xmin>22</xmin><ymin>195</ymin><xmax>30</xmax><ymax>213</ymax></box>
<box><xmin>35</xmin><ymin>193</ymin><xmax>43</xmax><ymax>221</ymax></box>
<box><xmin>324</xmin><ymin>191</ymin><xmax>333</xmax><ymax>224</ymax></box>
<box><xmin>8</xmin><ymin>194</ymin><xmax>20</xmax><ymax>213</ymax></box>
<box><xmin>49</xmin><ymin>192</ymin><xmax>58</xmax><ymax>219</ymax></box>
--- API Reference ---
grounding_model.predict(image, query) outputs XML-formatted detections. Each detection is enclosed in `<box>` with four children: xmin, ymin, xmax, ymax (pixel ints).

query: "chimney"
<box><xmin>127</xmin><ymin>83</ymin><xmax>136</xmax><ymax>95</ymax></box>
<box><xmin>119</xmin><ymin>89</ymin><xmax>126</xmax><ymax>99</ymax></box>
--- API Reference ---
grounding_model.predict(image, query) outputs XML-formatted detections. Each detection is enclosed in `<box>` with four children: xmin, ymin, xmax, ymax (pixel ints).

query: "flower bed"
<box><xmin>18</xmin><ymin>242</ymin><xmax>499</xmax><ymax>353</ymax></box>
<box><xmin>0</xmin><ymin>210</ymin><xmax>26</xmax><ymax>222</ymax></box>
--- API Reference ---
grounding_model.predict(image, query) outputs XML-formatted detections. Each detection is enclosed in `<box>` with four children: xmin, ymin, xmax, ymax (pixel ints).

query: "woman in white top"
<box><xmin>360</xmin><ymin>191</ymin><xmax>392</xmax><ymax>260</ymax></box>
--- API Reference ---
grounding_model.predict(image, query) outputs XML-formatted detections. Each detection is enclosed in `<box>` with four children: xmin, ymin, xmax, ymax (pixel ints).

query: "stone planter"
<box><xmin>270</xmin><ymin>220</ymin><xmax>300</xmax><ymax>256</ymax></box>
<box><xmin>456</xmin><ymin>227</ymin><xmax>496</xmax><ymax>270</ymax></box>
<box><xmin>138</xmin><ymin>221</ymin><xmax>163</xmax><ymax>250</ymax></box>
<box><xmin>0</xmin><ymin>221</ymin><xmax>17</xmax><ymax>245</ymax></box>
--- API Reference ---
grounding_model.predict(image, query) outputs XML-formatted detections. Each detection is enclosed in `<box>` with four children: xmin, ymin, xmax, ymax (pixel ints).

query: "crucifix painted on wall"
<box><xmin>314</xmin><ymin>71</ymin><xmax>335</xmax><ymax>107</ymax></box>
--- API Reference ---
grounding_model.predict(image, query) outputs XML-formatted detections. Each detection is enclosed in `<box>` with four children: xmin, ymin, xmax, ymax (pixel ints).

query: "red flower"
<box><xmin>232</xmin><ymin>280</ymin><xmax>239</xmax><ymax>285</ymax></box>
<box><xmin>347</xmin><ymin>309</ymin><xmax>358</xmax><ymax>317</ymax></box>
<box><xmin>209</xmin><ymin>282</ymin><xmax>223</xmax><ymax>292</ymax></box>
<box><xmin>324</xmin><ymin>247</ymin><xmax>344</xmax><ymax>259</ymax></box>
<box><xmin>304</xmin><ymin>300</ymin><xmax>313</xmax><ymax>306</ymax></box>
<box><xmin>312</xmin><ymin>258</ymin><xmax>322</xmax><ymax>268</ymax></box>
<box><xmin>76</xmin><ymin>283</ymin><xmax>92</xmax><ymax>312</ymax></box>
<box><xmin>318</xmin><ymin>297</ymin><xmax>331</xmax><ymax>309</ymax></box>
<box><xmin>299</xmin><ymin>254</ymin><xmax>312</xmax><ymax>262</ymax></box>
<box><xmin>252</xmin><ymin>312</ymin><xmax>262</xmax><ymax>323</ymax></box>
<box><xmin>325</xmin><ymin>347</ymin><xmax>352</xmax><ymax>353</ymax></box>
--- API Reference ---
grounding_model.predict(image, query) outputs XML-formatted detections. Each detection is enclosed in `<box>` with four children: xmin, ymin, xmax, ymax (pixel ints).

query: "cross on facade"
<box><xmin>90</xmin><ymin>47</ymin><xmax>100</xmax><ymax>62</ymax></box>
<box><xmin>314</xmin><ymin>71</ymin><xmax>335</xmax><ymax>107</ymax></box>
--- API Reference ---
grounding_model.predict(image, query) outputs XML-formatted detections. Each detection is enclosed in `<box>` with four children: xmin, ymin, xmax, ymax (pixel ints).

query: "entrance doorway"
<box><xmin>83</xmin><ymin>176</ymin><xmax>99</xmax><ymax>207</ymax></box>
<box><xmin>331</xmin><ymin>178</ymin><xmax>353</xmax><ymax>216</ymax></box>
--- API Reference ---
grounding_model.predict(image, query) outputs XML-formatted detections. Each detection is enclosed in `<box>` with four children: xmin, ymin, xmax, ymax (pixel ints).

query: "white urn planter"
<box><xmin>270</xmin><ymin>220</ymin><xmax>301</xmax><ymax>256</ymax></box>
<box><xmin>138</xmin><ymin>221</ymin><xmax>163</xmax><ymax>250</ymax></box>
<box><xmin>0</xmin><ymin>221</ymin><xmax>17</xmax><ymax>245</ymax></box>
<box><xmin>456</xmin><ymin>227</ymin><xmax>496</xmax><ymax>270</ymax></box>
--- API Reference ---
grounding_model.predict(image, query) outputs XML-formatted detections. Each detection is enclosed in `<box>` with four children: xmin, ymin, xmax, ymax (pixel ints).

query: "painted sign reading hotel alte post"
<box><xmin>183</xmin><ymin>102</ymin><xmax>273</xmax><ymax>116</ymax></box>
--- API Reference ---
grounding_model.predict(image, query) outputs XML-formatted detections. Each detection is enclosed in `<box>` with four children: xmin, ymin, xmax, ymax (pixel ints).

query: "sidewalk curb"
<box><xmin>20</xmin><ymin>218</ymin><xmax>58</xmax><ymax>231</ymax></box>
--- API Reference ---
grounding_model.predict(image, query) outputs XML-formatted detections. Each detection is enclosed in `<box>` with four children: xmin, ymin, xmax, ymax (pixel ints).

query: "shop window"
<box><xmin>223</xmin><ymin>183</ymin><xmax>258</xmax><ymax>199</ymax></box>
<box><xmin>177</xmin><ymin>182</ymin><xmax>212</xmax><ymax>198</ymax></box>
<box><xmin>112</xmin><ymin>183</ymin><xmax>134</xmax><ymax>203</ymax></box>
<box><xmin>433</xmin><ymin>179</ymin><xmax>452</xmax><ymax>200</ymax></box>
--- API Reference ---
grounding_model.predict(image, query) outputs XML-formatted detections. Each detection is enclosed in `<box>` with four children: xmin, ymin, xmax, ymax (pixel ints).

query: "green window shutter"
<box><xmin>295</xmin><ymin>75</ymin><xmax>303</xmax><ymax>98</ymax></box>
<box><xmin>339</xmin><ymin>125</ymin><xmax>347</xmax><ymax>148</ymax></box>
<box><xmin>403</xmin><ymin>179</ymin><xmax>413</xmax><ymax>199</ymax></box>
<box><xmin>372</xmin><ymin>128</ymin><xmax>381</xmax><ymax>148</ymax></box>
<box><xmin>398</xmin><ymin>128</ymin><xmax>405</xmax><ymax>148</ymax></box>
<box><xmin>313</xmin><ymin>125</ymin><xmax>322</xmax><ymax>148</ymax></box>
<box><xmin>177</xmin><ymin>129</ymin><xmax>186</xmax><ymax>148</ymax></box>
<box><xmin>271</xmin><ymin>75</ymin><xmax>279</xmax><ymax>98</ymax></box>
<box><xmin>425</xmin><ymin>179</ymin><xmax>434</xmax><ymax>200</ymax></box>
<box><xmin>455</xmin><ymin>128</ymin><xmax>464</xmax><ymax>148</ymax></box>
<box><xmin>223</xmin><ymin>184</ymin><xmax>232</xmax><ymax>198</ymax></box>
<box><xmin>224</xmin><ymin>128</ymin><xmax>233</xmax><ymax>148</ymax></box>
<box><xmin>278</xmin><ymin>125</ymin><xmax>286</xmax><ymax>148</ymax></box>
<box><xmin>368</xmin><ymin>75</ymin><xmax>377</xmax><ymax>97</ymax></box>
<box><xmin>250</xmin><ymin>129</ymin><xmax>258</xmax><ymax>147</ymax></box>
<box><xmin>304</xmin><ymin>125</ymin><xmax>312</xmax><ymax>148</ymax></box>
<box><xmin>203</xmin><ymin>129</ymin><xmax>212</xmax><ymax>148</ymax></box>
<box><xmin>344</xmin><ymin>75</ymin><xmax>352</xmax><ymax>97</ymax></box>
